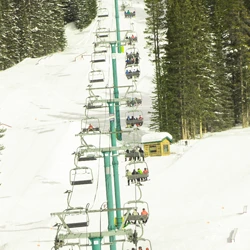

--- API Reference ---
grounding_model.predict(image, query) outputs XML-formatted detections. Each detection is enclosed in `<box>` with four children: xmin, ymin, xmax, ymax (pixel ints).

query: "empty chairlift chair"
<box><xmin>70</xmin><ymin>167</ymin><xmax>94</xmax><ymax>185</ymax></box>
<box><xmin>97</xmin><ymin>8</ymin><xmax>109</xmax><ymax>18</ymax></box>
<box><xmin>64</xmin><ymin>207</ymin><xmax>90</xmax><ymax>229</ymax></box>
<box><xmin>84</xmin><ymin>96</ymin><xmax>104</xmax><ymax>109</ymax></box>
<box><xmin>74</xmin><ymin>145</ymin><xmax>99</xmax><ymax>166</ymax></box>
<box><xmin>94</xmin><ymin>42</ymin><xmax>109</xmax><ymax>53</ymax></box>
<box><xmin>96</xmin><ymin>28</ymin><xmax>110</xmax><ymax>38</ymax></box>
<box><xmin>88</xmin><ymin>70</ymin><xmax>105</xmax><ymax>83</ymax></box>
<box><xmin>91</xmin><ymin>51</ymin><xmax>106</xmax><ymax>63</ymax></box>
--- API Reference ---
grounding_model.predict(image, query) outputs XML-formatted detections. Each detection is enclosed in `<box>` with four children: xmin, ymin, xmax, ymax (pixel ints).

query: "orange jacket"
<box><xmin>141</xmin><ymin>209</ymin><xmax>148</xmax><ymax>215</ymax></box>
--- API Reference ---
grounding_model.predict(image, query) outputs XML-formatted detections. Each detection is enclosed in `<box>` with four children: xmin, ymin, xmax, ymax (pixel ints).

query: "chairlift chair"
<box><xmin>125</xmin><ymin>161</ymin><xmax>149</xmax><ymax>184</ymax></box>
<box><xmin>126</xmin><ymin>91</ymin><xmax>142</xmax><ymax>107</ymax></box>
<box><xmin>94</xmin><ymin>43</ymin><xmax>109</xmax><ymax>53</ymax></box>
<box><xmin>70</xmin><ymin>167</ymin><xmax>94</xmax><ymax>185</ymax></box>
<box><xmin>126</xmin><ymin>47</ymin><xmax>139</xmax><ymax>58</ymax></box>
<box><xmin>124</xmin><ymin>8</ymin><xmax>136</xmax><ymax>18</ymax></box>
<box><xmin>123</xmin><ymin>200</ymin><xmax>150</xmax><ymax>226</ymax></box>
<box><xmin>81</xmin><ymin>117</ymin><xmax>101</xmax><ymax>133</ymax></box>
<box><xmin>122</xmin><ymin>238</ymin><xmax>152</xmax><ymax>250</ymax></box>
<box><xmin>64</xmin><ymin>208</ymin><xmax>90</xmax><ymax>229</ymax></box>
<box><xmin>91</xmin><ymin>51</ymin><xmax>106</xmax><ymax>63</ymax></box>
<box><xmin>97</xmin><ymin>8</ymin><xmax>109</xmax><ymax>18</ymax></box>
<box><xmin>125</xmin><ymin>110</ymin><xmax>144</xmax><ymax>128</ymax></box>
<box><xmin>125</xmin><ymin>47</ymin><xmax>140</xmax><ymax>65</ymax></box>
<box><xmin>125</xmin><ymin>31</ymin><xmax>138</xmax><ymax>45</ymax></box>
<box><xmin>88</xmin><ymin>70</ymin><xmax>105</xmax><ymax>83</ymax></box>
<box><xmin>96</xmin><ymin>28</ymin><xmax>110</xmax><ymax>38</ymax></box>
<box><xmin>74</xmin><ymin>145</ymin><xmax>99</xmax><ymax>166</ymax></box>
<box><xmin>125</xmin><ymin>65</ymin><xmax>140</xmax><ymax>79</ymax></box>
<box><xmin>85</xmin><ymin>95</ymin><xmax>104</xmax><ymax>109</ymax></box>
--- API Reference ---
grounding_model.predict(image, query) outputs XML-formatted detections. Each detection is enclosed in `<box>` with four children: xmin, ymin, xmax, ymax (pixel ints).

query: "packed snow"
<box><xmin>1</xmin><ymin>0</ymin><xmax>250</xmax><ymax>249</ymax></box>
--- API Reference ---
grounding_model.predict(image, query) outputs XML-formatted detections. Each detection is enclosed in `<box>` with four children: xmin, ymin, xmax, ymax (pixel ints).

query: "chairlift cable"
<box><xmin>89</xmin><ymin>155</ymin><xmax>101</xmax><ymax>210</ymax></box>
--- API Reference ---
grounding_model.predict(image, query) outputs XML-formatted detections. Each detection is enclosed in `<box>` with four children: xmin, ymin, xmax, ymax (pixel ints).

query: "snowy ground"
<box><xmin>1</xmin><ymin>0</ymin><xmax>250</xmax><ymax>249</ymax></box>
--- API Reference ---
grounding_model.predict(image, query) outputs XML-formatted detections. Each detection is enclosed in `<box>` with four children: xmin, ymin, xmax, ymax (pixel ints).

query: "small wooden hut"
<box><xmin>141</xmin><ymin>132</ymin><xmax>172</xmax><ymax>157</ymax></box>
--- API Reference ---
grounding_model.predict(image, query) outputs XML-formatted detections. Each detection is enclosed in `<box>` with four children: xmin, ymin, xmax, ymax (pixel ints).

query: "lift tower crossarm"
<box><xmin>56</xmin><ymin>228</ymin><xmax>133</xmax><ymax>241</ymax></box>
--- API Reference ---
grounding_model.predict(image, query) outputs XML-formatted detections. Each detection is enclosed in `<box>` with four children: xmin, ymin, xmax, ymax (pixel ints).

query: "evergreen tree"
<box><xmin>223</xmin><ymin>0</ymin><xmax>250</xmax><ymax>127</ymax></box>
<box><xmin>162</xmin><ymin>0</ymin><xmax>214</xmax><ymax>140</ymax></box>
<box><xmin>206</xmin><ymin>0</ymin><xmax>235</xmax><ymax>131</ymax></box>
<box><xmin>0</xmin><ymin>127</ymin><xmax>6</xmax><ymax>152</ymax></box>
<box><xmin>0</xmin><ymin>0</ymin><xmax>19</xmax><ymax>69</ymax></box>
<box><xmin>144</xmin><ymin>0</ymin><xmax>166</xmax><ymax>131</ymax></box>
<box><xmin>14</xmin><ymin>0</ymin><xmax>34</xmax><ymax>60</ymax></box>
<box><xmin>63</xmin><ymin>0</ymin><xmax>96</xmax><ymax>30</ymax></box>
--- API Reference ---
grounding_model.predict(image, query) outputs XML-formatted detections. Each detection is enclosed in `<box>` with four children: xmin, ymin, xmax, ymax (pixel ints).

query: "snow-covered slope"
<box><xmin>1</xmin><ymin>0</ymin><xmax>250</xmax><ymax>249</ymax></box>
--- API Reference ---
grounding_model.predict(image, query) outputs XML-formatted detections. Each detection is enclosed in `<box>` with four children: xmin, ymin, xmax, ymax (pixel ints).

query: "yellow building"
<box><xmin>141</xmin><ymin>132</ymin><xmax>172</xmax><ymax>157</ymax></box>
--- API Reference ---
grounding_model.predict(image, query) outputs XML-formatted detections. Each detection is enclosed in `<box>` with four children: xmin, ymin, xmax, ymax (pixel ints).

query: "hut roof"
<box><xmin>141</xmin><ymin>132</ymin><xmax>173</xmax><ymax>144</ymax></box>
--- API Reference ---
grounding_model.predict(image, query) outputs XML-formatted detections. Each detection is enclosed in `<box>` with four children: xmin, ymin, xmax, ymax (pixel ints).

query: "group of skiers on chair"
<box><xmin>131</xmin><ymin>247</ymin><xmax>150</xmax><ymax>250</ymax></box>
<box><xmin>126</xmin><ymin>115</ymin><xmax>143</xmax><ymax>128</ymax></box>
<box><xmin>126</xmin><ymin>97</ymin><xmax>142</xmax><ymax>107</ymax></box>
<box><xmin>125</xmin><ymin>146</ymin><xmax>144</xmax><ymax>161</ymax></box>
<box><xmin>125</xmin><ymin>34</ymin><xmax>138</xmax><ymax>45</ymax></box>
<box><xmin>126</xmin><ymin>167</ymin><xmax>149</xmax><ymax>186</ymax></box>
<box><xmin>125</xmin><ymin>51</ymin><xmax>139</xmax><ymax>66</ymax></box>
<box><xmin>124</xmin><ymin>208</ymin><xmax>148</xmax><ymax>226</ymax></box>
<box><xmin>124</xmin><ymin>9</ymin><xmax>136</xmax><ymax>18</ymax></box>
<box><xmin>126</xmin><ymin>56</ymin><xmax>139</xmax><ymax>66</ymax></box>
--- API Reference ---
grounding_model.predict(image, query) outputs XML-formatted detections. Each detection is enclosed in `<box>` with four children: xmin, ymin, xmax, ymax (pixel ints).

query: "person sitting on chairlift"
<box><xmin>132</xmin><ymin>208</ymin><xmax>139</xmax><ymax>224</ymax></box>
<box><xmin>88</xmin><ymin>124</ymin><xmax>94</xmax><ymax>132</ymax></box>
<box><xmin>141</xmin><ymin>208</ymin><xmax>148</xmax><ymax>224</ymax></box>
<box><xmin>138</xmin><ymin>115</ymin><xmax>143</xmax><ymax>126</ymax></box>
<box><xmin>132</xmin><ymin>169</ymin><xmax>137</xmax><ymax>183</ymax></box>
<box><xmin>143</xmin><ymin>168</ymin><xmax>148</xmax><ymax>180</ymax></box>
<box><xmin>126</xmin><ymin>169</ymin><xmax>132</xmax><ymax>186</ymax></box>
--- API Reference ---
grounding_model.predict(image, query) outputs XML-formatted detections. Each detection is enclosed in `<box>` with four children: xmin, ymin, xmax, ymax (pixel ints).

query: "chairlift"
<box><xmin>125</xmin><ymin>47</ymin><xmax>140</xmax><ymax>65</ymax></box>
<box><xmin>125</xmin><ymin>161</ymin><xmax>149</xmax><ymax>184</ymax></box>
<box><xmin>96</xmin><ymin>28</ymin><xmax>110</xmax><ymax>38</ymax></box>
<box><xmin>97</xmin><ymin>8</ymin><xmax>109</xmax><ymax>18</ymax></box>
<box><xmin>88</xmin><ymin>70</ymin><xmax>105</xmax><ymax>83</ymax></box>
<box><xmin>126</xmin><ymin>91</ymin><xmax>142</xmax><ymax>107</ymax></box>
<box><xmin>84</xmin><ymin>95</ymin><xmax>104</xmax><ymax>109</ymax></box>
<box><xmin>74</xmin><ymin>145</ymin><xmax>99</xmax><ymax>166</ymax></box>
<box><xmin>91</xmin><ymin>51</ymin><xmax>106</xmax><ymax>63</ymax></box>
<box><xmin>125</xmin><ymin>31</ymin><xmax>138</xmax><ymax>44</ymax></box>
<box><xmin>94</xmin><ymin>42</ymin><xmax>109</xmax><ymax>53</ymax></box>
<box><xmin>123</xmin><ymin>200</ymin><xmax>150</xmax><ymax>227</ymax></box>
<box><xmin>125</xmin><ymin>65</ymin><xmax>140</xmax><ymax>79</ymax></box>
<box><xmin>125</xmin><ymin>57</ymin><xmax>139</xmax><ymax>66</ymax></box>
<box><xmin>124</xmin><ymin>8</ymin><xmax>136</xmax><ymax>18</ymax></box>
<box><xmin>125</xmin><ymin>110</ymin><xmax>144</xmax><ymax>128</ymax></box>
<box><xmin>64</xmin><ymin>207</ymin><xmax>90</xmax><ymax>229</ymax></box>
<box><xmin>122</xmin><ymin>238</ymin><xmax>152</xmax><ymax>250</ymax></box>
<box><xmin>81</xmin><ymin>117</ymin><xmax>101</xmax><ymax>133</ymax></box>
<box><xmin>126</xmin><ymin>47</ymin><xmax>139</xmax><ymax>58</ymax></box>
<box><xmin>70</xmin><ymin>167</ymin><xmax>93</xmax><ymax>185</ymax></box>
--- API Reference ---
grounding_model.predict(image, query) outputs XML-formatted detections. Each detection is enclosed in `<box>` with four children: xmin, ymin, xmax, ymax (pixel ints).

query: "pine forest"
<box><xmin>145</xmin><ymin>0</ymin><xmax>250</xmax><ymax>140</ymax></box>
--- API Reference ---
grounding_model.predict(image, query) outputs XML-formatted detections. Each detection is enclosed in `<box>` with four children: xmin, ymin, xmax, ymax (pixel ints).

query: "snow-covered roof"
<box><xmin>141</xmin><ymin>132</ymin><xmax>173</xmax><ymax>143</ymax></box>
